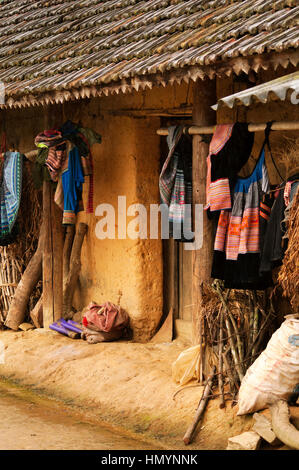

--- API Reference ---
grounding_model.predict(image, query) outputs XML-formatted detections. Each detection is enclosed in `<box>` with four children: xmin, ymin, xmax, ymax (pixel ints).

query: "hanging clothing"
<box><xmin>206</xmin><ymin>122</ymin><xmax>255</xmax><ymax>213</ymax></box>
<box><xmin>45</xmin><ymin>144</ymin><xmax>67</xmax><ymax>181</ymax></box>
<box><xmin>212</xmin><ymin>132</ymin><xmax>272</xmax><ymax>289</ymax></box>
<box><xmin>34</xmin><ymin>122</ymin><xmax>100</xmax><ymax>217</ymax></box>
<box><xmin>34</xmin><ymin>130</ymin><xmax>67</xmax><ymax>184</ymax></box>
<box><xmin>78</xmin><ymin>126</ymin><xmax>102</xmax><ymax>147</ymax></box>
<box><xmin>159</xmin><ymin>126</ymin><xmax>192</xmax><ymax>241</ymax></box>
<box><xmin>35</xmin><ymin>129</ymin><xmax>65</xmax><ymax>149</ymax></box>
<box><xmin>259</xmin><ymin>173</ymin><xmax>299</xmax><ymax>274</ymax></box>
<box><xmin>206</xmin><ymin>124</ymin><xmax>233</xmax><ymax>212</ymax></box>
<box><xmin>60</xmin><ymin>121</ymin><xmax>100</xmax><ymax>215</ymax></box>
<box><xmin>61</xmin><ymin>146</ymin><xmax>84</xmax><ymax>225</ymax></box>
<box><xmin>0</xmin><ymin>151</ymin><xmax>23</xmax><ymax>245</ymax></box>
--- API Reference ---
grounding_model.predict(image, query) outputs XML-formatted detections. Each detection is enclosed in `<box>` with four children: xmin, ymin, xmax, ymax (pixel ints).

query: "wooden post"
<box><xmin>42</xmin><ymin>180</ymin><xmax>63</xmax><ymax>328</ymax></box>
<box><xmin>192</xmin><ymin>79</ymin><xmax>216</xmax><ymax>373</ymax></box>
<box><xmin>63</xmin><ymin>225</ymin><xmax>75</xmax><ymax>290</ymax></box>
<box><xmin>52</xmin><ymin>197</ymin><xmax>63</xmax><ymax>322</ymax></box>
<box><xmin>63</xmin><ymin>222</ymin><xmax>88</xmax><ymax>318</ymax></box>
<box><xmin>42</xmin><ymin>180</ymin><xmax>53</xmax><ymax>328</ymax></box>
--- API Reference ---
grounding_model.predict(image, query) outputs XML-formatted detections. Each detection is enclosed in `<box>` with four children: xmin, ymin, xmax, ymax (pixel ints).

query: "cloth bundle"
<box><xmin>82</xmin><ymin>301</ymin><xmax>130</xmax><ymax>344</ymax></box>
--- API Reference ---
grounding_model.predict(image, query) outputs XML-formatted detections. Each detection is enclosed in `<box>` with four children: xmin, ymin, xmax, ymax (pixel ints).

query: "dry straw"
<box><xmin>273</xmin><ymin>136</ymin><xmax>299</xmax><ymax>179</ymax></box>
<box><xmin>278</xmin><ymin>189</ymin><xmax>299</xmax><ymax>312</ymax></box>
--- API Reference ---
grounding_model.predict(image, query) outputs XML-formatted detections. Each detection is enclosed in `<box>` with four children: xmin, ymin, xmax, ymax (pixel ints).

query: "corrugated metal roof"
<box><xmin>0</xmin><ymin>0</ymin><xmax>298</xmax><ymax>108</ymax></box>
<box><xmin>212</xmin><ymin>71</ymin><xmax>299</xmax><ymax>109</ymax></box>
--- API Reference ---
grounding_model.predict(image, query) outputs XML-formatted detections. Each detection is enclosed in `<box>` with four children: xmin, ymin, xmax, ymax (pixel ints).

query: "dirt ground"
<box><xmin>0</xmin><ymin>329</ymin><xmax>296</xmax><ymax>450</ymax></box>
<box><xmin>0</xmin><ymin>380</ymin><xmax>161</xmax><ymax>450</ymax></box>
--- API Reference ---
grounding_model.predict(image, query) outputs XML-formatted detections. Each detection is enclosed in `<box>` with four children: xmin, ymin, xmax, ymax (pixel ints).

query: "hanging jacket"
<box><xmin>62</xmin><ymin>146</ymin><xmax>84</xmax><ymax>225</ymax></box>
<box><xmin>159</xmin><ymin>125</ymin><xmax>192</xmax><ymax>242</ymax></box>
<box><xmin>260</xmin><ymin>173</ymin><xmax>299</xmax><ymax>274</ymax></box>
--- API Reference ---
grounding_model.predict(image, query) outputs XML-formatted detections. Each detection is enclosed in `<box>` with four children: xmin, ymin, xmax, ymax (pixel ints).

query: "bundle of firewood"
<box><xmin>200</xmin><ymin>281</ymin><xmax>278</xmax><ymax>407</ymax></box>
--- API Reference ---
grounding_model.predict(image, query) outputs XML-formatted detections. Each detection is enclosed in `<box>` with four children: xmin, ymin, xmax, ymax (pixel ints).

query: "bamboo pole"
<box><xmin>218</xmin><ymin>306</ymin><xmax>225</xmax><ymax>409</ymax></box>
<box><xmin>191</xmin><ymin>79</ymin><xmax>216</xmax><ymax>382</ymax></box>
<box><xmin>157</xmin><ymin>121</ymin><xmax>299</xmax><ymax>136</ymax></box>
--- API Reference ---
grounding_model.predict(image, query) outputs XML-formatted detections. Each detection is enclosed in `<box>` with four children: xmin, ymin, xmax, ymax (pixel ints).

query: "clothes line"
<box><xmin>156</xmin><ymin>121</ymin><xmax>299</xmax><ymax>136</ymax></box>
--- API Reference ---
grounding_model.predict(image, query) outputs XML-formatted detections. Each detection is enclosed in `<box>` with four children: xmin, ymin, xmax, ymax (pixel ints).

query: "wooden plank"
<box><xmin>63</xmin><ymin>222</ymin><xmax>88</xmax><ymax>317</ymax></box>
<box><xmin>163</xmin><ymin>238</ymin><xmax>179</xmax><ymax>319</ymax></box>
<box><xmin>63</xmin><ymin>225</ymin><xmax>75</xmax><ymax>290</ymax></box>
<box><xmin>179</xmin><ymin>244</ymin><xmax>192</xmax><ymax>321</ymax></box>
<box><xmin>174</xmin><ymin>319</ymin><xmax>192</xmax><ymax>343</ymax></box>
<box><xmin>109</xmin><ymin>106</ymin><xmax>192</xmax><ymax>117</ymax></box>
<box><xmin>150</xmin><ymin>308</ymin><xmax>173</xmax><ymax>343</ymax></box>
<box><xmin>192</xmin><ymin>79</ymin><xmax>216</xmax><ymax>379</ymax></box>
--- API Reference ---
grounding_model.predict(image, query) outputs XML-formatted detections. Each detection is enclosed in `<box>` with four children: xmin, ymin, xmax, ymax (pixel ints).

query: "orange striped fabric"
<box><xmin>209</xmin><ymin>178</ymin><xmax>231</xmax><ymax>212</ymax></box>
<box><xmin>214</xmin><ymin>207</ymin><xmax>260</xmax><ymax>260</ymax></box>
<box><xmin>206</xmin><ymin>124</ymin><xmax>234</xmax><ymax>210</ymax></box>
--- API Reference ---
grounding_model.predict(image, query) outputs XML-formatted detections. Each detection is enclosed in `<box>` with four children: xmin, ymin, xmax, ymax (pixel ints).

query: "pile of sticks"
<box><xmin>202</xmin><ymin>280</ymin><xmax>277</xmax><ymax>406</ymax></box>
<box><xmin>182</xmin><ymin>280</ymin><xmax>278</xmax><ymax>446</ymax></box>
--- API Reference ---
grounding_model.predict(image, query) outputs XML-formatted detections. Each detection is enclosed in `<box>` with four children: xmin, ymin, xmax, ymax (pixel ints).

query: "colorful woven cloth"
<box><xmin>206</xmin><ymin>124</ymin><xmax>233</xmax><ymax>211</ymax></box>
<box><xmin>34</xmin><ymin>123</ymin><xmax>100</xmax><ymax>215</ymax></box>
<box><xmin>206</xmin><ymin>123</ymin><xmax>255</xmax><ymax>213</ymax></box>
<box><xmin>214</xmin><ymin>147</ymin><xmax>269</xmax><ymax>260</ymax></box>
<box><xmin>208</xmin><ymin>178</ymin><xmax>232</xmax><ymax>213</ymax></box>
<box><xmin>159</xmin><ymin>126</ymin><xmax>184</xmax><ymax>207</ymax></box>
<box><xmin>212</xmin><ymin>136</ymin><xmax>272</xmax><ymax>289</ymax></box>
<box><xmin>0</xmin><ymin>151</ymin><xmax>23</xmax><ymax>244</ymax></box>
<box><xmin>35</xmin><ymin>129</ymin><xmax>65</xmax><ymax>148</ymax></box>
<box><xmin>159</xmin><ymin>125</ymin><xmax>192</xmax><ymax>241</ymax></box>
<box><xmin>45</xmin><ymin>144</ymin><xmax>67</xmax><ymax>181</ymax></box>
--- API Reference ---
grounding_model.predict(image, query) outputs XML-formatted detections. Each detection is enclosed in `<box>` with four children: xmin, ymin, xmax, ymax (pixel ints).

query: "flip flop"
<box><xmin>61</xmin><ymin>319</ymin><xmax>82</xmax><ymax>334</ymax></box>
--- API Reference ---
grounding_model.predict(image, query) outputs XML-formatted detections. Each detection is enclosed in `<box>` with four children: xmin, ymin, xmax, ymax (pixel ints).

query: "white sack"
<box><xmin>237</xmin><ymin>315</ymin><xmax>299</xmax><ymax>415</ymax></box>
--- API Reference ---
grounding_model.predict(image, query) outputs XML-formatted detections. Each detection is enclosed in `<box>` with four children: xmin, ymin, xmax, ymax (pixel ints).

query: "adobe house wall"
<box><xmin>0</xmin><ymin>66</ymin><xmax>297</xmax><ymax>339</ymax></box>
<box><xmin>0</xmin><ymin>82</ymin><xmax>193</xmax><ymax>341</ymax></box>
